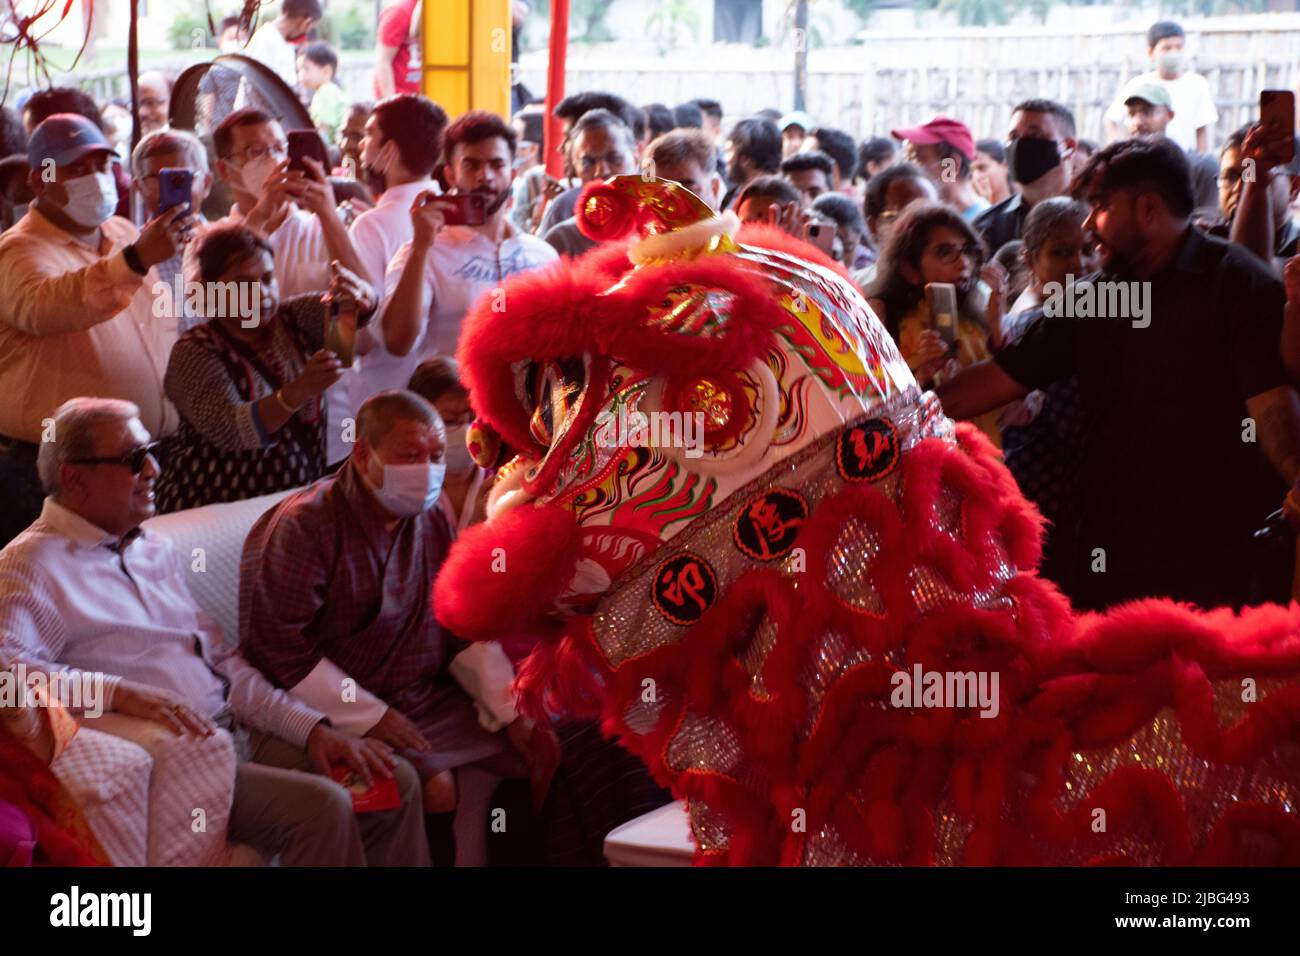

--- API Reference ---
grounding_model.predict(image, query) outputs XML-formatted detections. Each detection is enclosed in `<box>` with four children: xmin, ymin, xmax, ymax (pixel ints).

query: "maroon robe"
<box><xmin>239</xmin><ymin>459</ymin><xmax>505</xmax><ymax>779</ymax></box>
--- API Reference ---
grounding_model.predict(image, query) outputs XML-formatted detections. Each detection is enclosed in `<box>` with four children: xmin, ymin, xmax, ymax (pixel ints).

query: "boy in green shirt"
<box><xmin>298</xmin><ymin>41</ymin><xmax>349</xmax><ymax>142</ymax></box>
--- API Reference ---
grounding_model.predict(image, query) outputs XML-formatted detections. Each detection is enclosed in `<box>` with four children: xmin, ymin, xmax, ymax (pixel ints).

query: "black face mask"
<box><xmin>1007</xmin><ymin>136</ymin><xmax>1062</xmax><ymax>186</ymax></box>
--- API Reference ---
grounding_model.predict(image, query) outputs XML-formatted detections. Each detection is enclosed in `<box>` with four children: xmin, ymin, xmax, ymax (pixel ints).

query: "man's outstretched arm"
<box><xmin>935</xmin><ymin>359</ymin><xmax>1031</xmax><ymax>422</ymax></box>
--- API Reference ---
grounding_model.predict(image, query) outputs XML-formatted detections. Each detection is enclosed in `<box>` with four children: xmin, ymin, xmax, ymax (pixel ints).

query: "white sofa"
<box><xmin>143</xmin><ymin>490</ymin><xmax>296</xmax><ymax>644</ymax></box>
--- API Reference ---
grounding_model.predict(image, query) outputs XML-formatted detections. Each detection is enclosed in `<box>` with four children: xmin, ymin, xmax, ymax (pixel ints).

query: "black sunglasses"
<box><xmin>69</xmin><ymin>441</ymin><xmax>161</xmax><ymax>474</ymax></box>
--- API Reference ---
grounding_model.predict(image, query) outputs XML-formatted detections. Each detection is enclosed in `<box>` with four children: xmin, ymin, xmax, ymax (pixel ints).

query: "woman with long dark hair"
<box><xmin>864</xmin><ymin>201</ymin><xmax>1007</xmax><ymax>444</ymax></box>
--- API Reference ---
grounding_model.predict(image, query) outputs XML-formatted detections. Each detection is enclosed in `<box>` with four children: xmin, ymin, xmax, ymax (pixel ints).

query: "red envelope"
<box><xmin>329</xmin><ymin>764</ymin><xmax>401</xmax><ymax>813</ymax></box>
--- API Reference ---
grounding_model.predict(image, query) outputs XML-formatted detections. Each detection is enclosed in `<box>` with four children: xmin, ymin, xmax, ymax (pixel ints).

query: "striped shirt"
<box><xmin>0</xmin><ymin>498</ymin><xmax>324</xmax><ymax>748</ymax></box>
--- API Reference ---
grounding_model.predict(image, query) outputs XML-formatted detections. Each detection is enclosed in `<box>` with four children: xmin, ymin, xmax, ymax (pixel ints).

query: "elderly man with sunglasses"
<box><xmin>0</xmin><ymin>397</ymin><xmax>429</xmax><ymax>866</ymax></box>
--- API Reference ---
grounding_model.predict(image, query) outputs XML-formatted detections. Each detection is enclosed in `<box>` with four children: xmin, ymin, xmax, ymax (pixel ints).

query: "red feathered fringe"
<box><xmin>502</xmin><ymin>422</ymin><xmax>1300</xmax><ymax>865</ymax></box>
<box><xmin>433</xmin><ymin>502</ymin><xmax>583</xmax><ymax>642</ymax></box>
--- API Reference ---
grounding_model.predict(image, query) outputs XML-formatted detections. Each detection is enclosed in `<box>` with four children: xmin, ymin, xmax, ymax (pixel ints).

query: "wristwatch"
<box><xmin>123</xmin><ymin>243</ymin><xmax>148</xmax><ymax>276</ymax></box>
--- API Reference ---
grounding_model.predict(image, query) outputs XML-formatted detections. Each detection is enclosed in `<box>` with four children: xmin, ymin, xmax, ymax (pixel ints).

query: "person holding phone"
<box><xmin>210</xmin><ymin>109</ymin><xmax>367</xmax><ymax>300</ymax></box>
<box><xmin>132</xmin><ymin>128</ymin><xmax>215</xmax><ymax>333</ymax></box>
<box><xmin>381</xmin><ymin>111</ymin><xmax>557</xmax><ymax>369</ymax></box>
<box><xmin>864</xmin><ymin>201</ymin><xmax>1007</xmax><ymax>444</ymax></box>
<box><xmin>156</xmin><ymin>225</ymin><xmax>376</xmax><ymax>512</ymax></box>
<box><xmin>0</xmin><ymin>114</ymin><xmax>192</xmax><ymax>548</ymax></box>
<box><xmin>1215</xmin><ymin>116</ymin><xmax>1300</xmax><ymax>271</ymax></box>
<box><xmin>210</xmin><ymin>109</ymin><xmax>370</xmax><ymax>466</ymax></box>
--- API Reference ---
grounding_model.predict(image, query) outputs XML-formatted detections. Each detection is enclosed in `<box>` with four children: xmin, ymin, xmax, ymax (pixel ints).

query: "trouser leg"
<box><xmin>246</xmin><ymin>729</ymin><xmax>430</xmax><ymax>867</ymax></box>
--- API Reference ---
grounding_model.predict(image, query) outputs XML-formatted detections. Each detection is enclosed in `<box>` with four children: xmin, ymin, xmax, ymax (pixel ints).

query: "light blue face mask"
<box><xmin>368</xmin><ymin>460</ymin><xmax>446</xmax><ymax>516</ymax></box>
<box><xmin>61</xmin><ymin>169</ymin><xmax>118</xmax><ymax>227</ymax></box>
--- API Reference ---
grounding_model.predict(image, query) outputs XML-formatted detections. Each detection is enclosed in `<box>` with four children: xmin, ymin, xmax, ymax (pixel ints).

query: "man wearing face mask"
<box><xmin>209</xmin><ymin>109</ymin><xmax>366</xmax><ymax>299</ymax></box>
<box><xmin>382</xmin><ymin>111</ymin><xmax>557</xmax><ymax>370</ymax></box>
<box><xmin>241</xmin><ymin>390</ymin><xmax>552</xmax><ymax>866</ymax></box>
<box><xmin>974</xmin><ymin>98</ymin><xmax>1079</xmax><ymax>254</ymax></box>
<box><xmin>209</xmin><ymin>108</ymin><xmax>368</xmax><ymax>466</ymax></box>
<box><xmin>1104</xmin><ymin>20</ymin><xmax>1218</xmax><ymax>155</ymax></box>
<box><xmin>0</xmin><ymin>114</ymin><xmax>192</xmax><ymax>548</ymax></box>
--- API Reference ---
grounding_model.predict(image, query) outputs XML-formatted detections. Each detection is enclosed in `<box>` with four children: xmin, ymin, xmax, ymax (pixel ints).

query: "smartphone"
<box><xmin>158</xmin><ymin>167</ymin><xmax>193</xmax><ymax>216</ymax></box>
<box><xmin>324</xmin><ymin>302</ymin><xmax>357</xmax><ymax>367</ymax></box>
<box><xmin>806</xmin><ymin>220</ymin><xmax>836</xmax><ymax>257</ymax></box>
<box><xmin>925</xmin><ymin>282</ymin><xmax>959</xmax><ymax>349</ymax></box>
<box><xmin>287</xmin><ymin>129</ymin><xmax>329</xmax><ymax>174</ymax></box>
<box><xmin>1260</xmin><ymin>90</ymin><xmax>1296</xmax><ymax>165</ymax></box>
<box><xmin>438</xmin><ymin>192</ymin><xmax>487</xmax><ymax>226</ymax></box>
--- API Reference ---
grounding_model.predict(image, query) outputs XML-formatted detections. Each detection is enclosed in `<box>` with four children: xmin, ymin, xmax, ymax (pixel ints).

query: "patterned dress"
<box><xmin>156</xmin><ymin>296</ymin><xmax>329</xmax><ymax>513</ymax></box>
<box><xmin>999</xmin><ymin>301</ymin><xmax>1086</xmax><ymax>592</ymax></box>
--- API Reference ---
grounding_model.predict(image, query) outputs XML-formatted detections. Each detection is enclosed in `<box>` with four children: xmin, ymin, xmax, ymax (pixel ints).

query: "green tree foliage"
<box><xmin>166</xmin><ymin>3</ymin><xmax>211</xmax><ymax>52</ymax></box>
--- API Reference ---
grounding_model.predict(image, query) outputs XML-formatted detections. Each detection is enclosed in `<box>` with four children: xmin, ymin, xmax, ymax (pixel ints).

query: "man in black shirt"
<box><xmin>974</xmin><ymin>98</ymin><xmax>1080</xmax><ymax>251</ymax></box>
<box><xmin>939</xmin><ymin>137</ymin><xmax>1300</xmax><ymax>611</ymax></box>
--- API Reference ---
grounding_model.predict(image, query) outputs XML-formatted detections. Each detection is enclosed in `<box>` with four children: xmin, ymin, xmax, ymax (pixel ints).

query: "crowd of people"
<box><xmin>4</xmin><ymin>11</ymin><xmax>1300</xmax><ymax>867</ymax></box>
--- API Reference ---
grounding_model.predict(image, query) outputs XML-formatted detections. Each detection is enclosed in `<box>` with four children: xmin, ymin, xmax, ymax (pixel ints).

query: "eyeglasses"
<box><xmin>927</xmin><ymin>241</ymin><xmax>981</xmax><ymax>266</ymax></box>
<box><xmin>227</xmin><ymin>142</ymin><xmax>286</xmax><ymax>163</ymax></box>
<box><xmin>69</xmin><ymin>441</ymin><xmax>161</xmax><ymax>474</ymax></box>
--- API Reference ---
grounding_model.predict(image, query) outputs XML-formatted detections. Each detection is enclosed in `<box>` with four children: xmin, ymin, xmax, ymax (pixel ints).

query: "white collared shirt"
<box><xmin>345</xmin><ymin>179</ymin><xmax>441</xmax><ymax>415</ymax></box>
<box><xmin>0</xmin><ymin>499</ymin><xmax>325</xmax><ymax>748</ymax></box>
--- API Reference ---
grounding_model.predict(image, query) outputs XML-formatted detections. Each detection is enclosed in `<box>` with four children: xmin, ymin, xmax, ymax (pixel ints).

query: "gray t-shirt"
<box><xmin>543</xmin><ymin>217</ymin><xmax>597</xmax><ymax>258</ymax></box>
<box><xmin>538</xmin><ymin>185</ymin><xmax>581</xmax><ymax>236</ymax></box>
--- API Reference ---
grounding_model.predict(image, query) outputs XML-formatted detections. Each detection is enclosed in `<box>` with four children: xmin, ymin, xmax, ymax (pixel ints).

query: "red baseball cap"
<box><xmin>890</xmin><ymin>116</ymin><xmax>976</xmax><ymax>162</ymax></box>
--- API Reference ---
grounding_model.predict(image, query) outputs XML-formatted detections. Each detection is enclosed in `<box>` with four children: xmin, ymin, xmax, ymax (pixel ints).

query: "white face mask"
<box><xmin>443</xmin><ymin>424</ymin><xmax>474</xmax><ymax>473</ymax></box>
<box><xmin>366</xmin><ymin>458</ymin><xmax>446</xmax><ymax>517</ymax></box>
<box><xmin>237</xmin><ymin>155</ymin><xmax>278</xmax><ymax>196</ymax></box>
<box><xmin>61</xmin><ymin>169</ymin><xmax>118</xmax><ymax>228</ymax></box>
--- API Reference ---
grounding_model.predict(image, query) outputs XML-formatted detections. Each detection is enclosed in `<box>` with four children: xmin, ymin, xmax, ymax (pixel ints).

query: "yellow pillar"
<box><xmin>422</xmin><ymin>0</ymin><xmax>513</xmax><ymax>117</ymax></box>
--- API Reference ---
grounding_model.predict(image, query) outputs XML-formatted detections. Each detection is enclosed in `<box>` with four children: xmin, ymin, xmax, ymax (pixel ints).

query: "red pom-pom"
<box><xmin>433</xmin><ymin>503</ymin><xmax>582</xmax><ymax>640</ymax></box>
<box><xmin>576</xmin><ymin>181</ymin><xmax>637</xmax><ymax>242</ymax></box>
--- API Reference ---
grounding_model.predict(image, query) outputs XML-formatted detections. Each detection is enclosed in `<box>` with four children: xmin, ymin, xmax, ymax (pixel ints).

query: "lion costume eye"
<box><xmin>524</xmin><ymin>358</ymin><xmax>587</xmax><ymax>448</ymax></box>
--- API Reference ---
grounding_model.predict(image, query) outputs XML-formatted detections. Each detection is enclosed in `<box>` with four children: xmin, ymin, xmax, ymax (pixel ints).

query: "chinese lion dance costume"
<box><xmin>435</xmin><ymin>176</ymin><xmax>1300</xmax><ymax>865</ymax></box>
